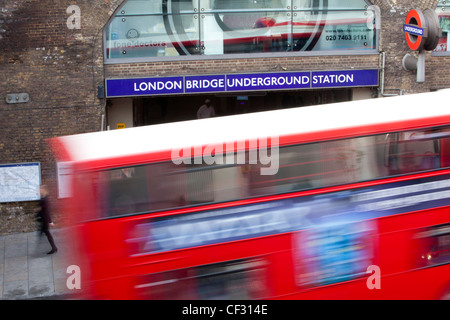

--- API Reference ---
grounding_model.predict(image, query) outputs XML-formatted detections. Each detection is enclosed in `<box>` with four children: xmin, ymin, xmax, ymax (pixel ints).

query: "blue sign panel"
<box><xmin>106</xmin><ymin>69</ymin><xmax>379</xmax><ymax>97</ymax></box>
<box><xmin>185</xmin><ymin>75</ymin><xmax>226</xmax><ymax>93</ymax></box>
<box><xmin>403</xmin><ymin>24</ymin><xmax>424</xmax><ymax>37</ymax></box>
<box><xmin>226</xmin><ymin>72</ymin><xmax>311</xmax><ymax>92</ymax></box>
<box><xmin>312</xmin><ymin>69</ymin><xmax>379</xmax><ymax>88</ymax></box>
<box><xmin>106</xmin><ymin>76</ymin><xmax>184</xmax><ymax>97</ymax></box>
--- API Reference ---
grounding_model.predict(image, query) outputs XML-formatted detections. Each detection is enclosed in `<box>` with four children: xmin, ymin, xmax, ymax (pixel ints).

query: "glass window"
<box><xmin>116</xmin><ymin>0</ymin><xmax>164</xmax><ymax>15</ymax></box>
<box><xmin>434</xmin><ymin>0</ymin><xmax>450</xmax><ymax>55</ymax></box>
<box><xmin>385</xmin><ymin>129</ymin><xmax>442</xmax><ymax>175</ymax></box>
<box><xmin>91</xmin><ymin>125</ymin><xmax>450</xmax><ymax>220</ymax></box>
<box><xmin>308</xmin><ymin>9</ymin><xmax>377</xmax><ymax>52</ymax></box>
<box><xmin>105</xmin><ymin>1</ymin><xmax>199</xmax><ymax>59</ymax></box>
<box><xmin>415</xmin><ymin>223</ymin><xmax>450</xmax><ymax>267</ymax></box>
<box><xmin>248</xmin><ymin>134</ymin><xmax>388</xmax><ymax>195</ymax></box>
<box><xmin>107</xmin><ymin>166</ymin><xmax>150</xmax><ymax>216</ymax></box>
<box><xmin>104</xmin><ymin>0</ymin><xmax>377</xmax><ymax>62</ymax></box>
<box><xmin>134</xmin><ymin>259</ymin><xmax>267</xmax><ymax>299</ymax></box>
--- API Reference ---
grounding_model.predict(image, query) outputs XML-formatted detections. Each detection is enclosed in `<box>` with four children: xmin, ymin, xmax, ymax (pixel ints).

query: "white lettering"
<box><xmin>404</xmin><ymin>25</ymin><xmax>424</xmax><ymax>35</ymax></box>
<box><xmin>66</xmin><ymin>5</ymin><xmax>81</xmax><ymax>30</ymax></box>
<box><xmin>171</xmin><ymin>147</ymin><xmax>191</xmax><ymax>165</ymax></box>
<box><xmin>313</xmin><ymin>74</ymin><xmax>353</xmax><ymax>85</ymax></box>
<box><xmin>140</xmin><ymin>82</ymin><xmax>148</xmax><ymax>91</ymax></box>
<box><xmin>182</xmin><ymin>304</ymin><xmax>216</xmax><ymax>317</ymax></box>
<box><xmin>203</xmin><ymin>144</ymin><xmax>224</xmax><ymax>165</ymax></box>
<box><xmin>134</xmin><ymin>80</ymin><xmax>182</xmax><ymax>92</ymax></box>
<box><xmin>171</xmin><ymin>137</ymin><xmax>279</xmax><ymax>175</ymax></box>
<box><xmin>259</xmin><ymin>136</ymin><xmax>280</xmax><ymax>175</ymax></box>
<box><xmin>313</xmin><ymin>75</ymin><xmax>322</xmax><ymax>84</ymax></box>
<box><xmin>366</xmin><ymin>265</ymin><xmax>381</xmax><ymax>290</ymax></box>
<box><xmin>303</xmin><ymin>75</ymin><xmax>310</xmax><ymax>84</ymax></box>
<box><xmin>66</xmin><ymin>265</ymin><xmax>82</xmax><ymax>290</ymax></box>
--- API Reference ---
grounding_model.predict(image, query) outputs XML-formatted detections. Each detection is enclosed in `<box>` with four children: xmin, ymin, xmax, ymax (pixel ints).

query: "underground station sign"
<box><xmin>404</xmin><ymin>9</ymin><xmax>441</xmax><ymax>51</ymax></box>
<box><xmin>105</xmin><ymin>69</ymin><xmax>379</xmax><ymax>98</ymax></box>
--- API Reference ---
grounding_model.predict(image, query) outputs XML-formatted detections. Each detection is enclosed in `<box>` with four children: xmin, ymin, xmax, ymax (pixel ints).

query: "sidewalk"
<box><xmin>0</xmin><ymin>228</ymin><xmax>80</xmax><ymax>300</ymax></box>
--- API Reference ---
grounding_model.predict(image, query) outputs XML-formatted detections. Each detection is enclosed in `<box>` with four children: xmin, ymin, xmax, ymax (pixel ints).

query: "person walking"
<box><xmin>36</xmin><ymin>185</ymin><xmax>58</xmax><ymax>254</ymax></box>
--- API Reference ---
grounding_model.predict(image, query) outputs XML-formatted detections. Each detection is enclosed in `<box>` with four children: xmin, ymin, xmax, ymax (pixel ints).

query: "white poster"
<box><xmin>57</xmin><ymin>161</ymin><xmax>73</xmax><ymax>199</ymax></box>
<box><xmin>0</xmin><ymin>163</ymin><xmax>41</xmax><ymax>203</ymax></box>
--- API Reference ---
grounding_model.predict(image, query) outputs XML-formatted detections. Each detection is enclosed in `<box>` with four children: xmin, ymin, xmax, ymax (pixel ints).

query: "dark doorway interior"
<box><xmin>132</xmin><ymin>89</ymin><xmax>352</xmax><ymax>127</ymax></box>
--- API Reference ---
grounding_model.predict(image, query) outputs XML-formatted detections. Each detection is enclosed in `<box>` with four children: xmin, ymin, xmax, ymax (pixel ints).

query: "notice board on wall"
<box><xmin>0</xmin><ymin>162</ymin><xmax>41</xmax><ymax>203</ymax></box>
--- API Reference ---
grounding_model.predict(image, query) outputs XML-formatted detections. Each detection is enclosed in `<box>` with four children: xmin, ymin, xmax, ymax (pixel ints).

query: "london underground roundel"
<box><xmin>404</xmin><ymin>9</ymin><xmax>426</xmax><ymax>51</ymax></box>
<box><xmin>404</xmin><ymin>9</ymin><xmax>441</xmax><ymax>51</ymax></box>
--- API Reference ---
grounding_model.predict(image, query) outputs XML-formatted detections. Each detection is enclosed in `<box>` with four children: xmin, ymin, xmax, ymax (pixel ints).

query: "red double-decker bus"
<box><xmin>52</xmin><ymin>90</ymin><xmax>450</xmax><ymax>299</ymax></box>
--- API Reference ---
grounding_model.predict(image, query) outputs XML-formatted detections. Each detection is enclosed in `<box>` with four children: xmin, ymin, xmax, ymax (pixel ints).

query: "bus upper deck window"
<box><xmin>385</xmin><ymin>129</ymin><xmax>443</xmax><ymax>175</ymax></box>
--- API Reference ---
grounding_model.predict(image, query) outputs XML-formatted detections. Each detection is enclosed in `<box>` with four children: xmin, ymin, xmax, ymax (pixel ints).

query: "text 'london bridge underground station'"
<box><xmin>133</xmin><ymin>73</ymin><xmax>359</xmax><ymax>92</ymax></box>
<box><xmin>105</xmin><ymin>70</ymin><xmax>379</xmax><ymax>97</ymax></box>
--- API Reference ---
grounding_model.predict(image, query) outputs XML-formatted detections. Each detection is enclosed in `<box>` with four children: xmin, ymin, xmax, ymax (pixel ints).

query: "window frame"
<box><xmin>432</xmin><ymin>1</ymin><xmax>450</xmax><ymax>56</ymax></box>
<box><xmin>103</xmin><ymin>0</ymin><xmax>380</xmax><ymax>64</ymax></box>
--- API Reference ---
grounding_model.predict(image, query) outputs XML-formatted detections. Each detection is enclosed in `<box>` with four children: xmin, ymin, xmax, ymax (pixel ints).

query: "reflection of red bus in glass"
<box><xmin>106</xmin><ymin>9</ymin><xmax>376</xmax><ymax>58</ymax></box>
<box><xmin>435</xmin><ymin>12</ymin><xmax>450</xmax><ymax>53</ymax></box>
<box><xmin>52</xmin><ymin>90</ymin><xmax>450</xmax><ymax>299</ymax></box>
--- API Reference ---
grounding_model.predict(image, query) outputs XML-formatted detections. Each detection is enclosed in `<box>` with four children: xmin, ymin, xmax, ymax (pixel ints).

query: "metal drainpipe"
<box><xmin>379</xmin><ymin>51</ymin><xmax>403</xmax><ymax>96</ymax></box>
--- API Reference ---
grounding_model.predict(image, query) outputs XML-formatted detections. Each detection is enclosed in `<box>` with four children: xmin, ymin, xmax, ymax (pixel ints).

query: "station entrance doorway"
<box><xmin>105</xmin><ymin>88</ymin><xmax>372</xmax><ymax>130</ymax></box>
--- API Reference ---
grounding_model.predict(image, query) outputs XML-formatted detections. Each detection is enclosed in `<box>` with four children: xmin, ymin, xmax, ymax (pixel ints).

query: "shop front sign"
<box><xmin>106</xmin><ymin>69</ymin><xmax>379</xmax><ymax>98</ymax></box>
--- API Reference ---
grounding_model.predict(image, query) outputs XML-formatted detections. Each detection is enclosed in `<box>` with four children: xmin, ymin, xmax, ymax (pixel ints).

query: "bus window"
<box><xmin>196</xmin><ymin>259</ymin><xmax>267</xmax><ymax>300</ymax></box>
<box><xmin>248</xmin><ymin>134</ymin><xmax>387</xmax><ymax>196</ymax></box>
<box><xmin>107</xmin><ymin>160</ymin><xmax>250</xmax><ymax>217</ymax></box>
<box><xmin>386</xmin><ymin>130</ymin><xmax>441</xmax><ymax>175</ymax></box>
<box><xmin>209</xmin><ymin>158</ymin><xmax>250</xmax><ymax>202</ymax></box>
<box><xmin>249</xmin><ymin>142</ymin><xmax>324</xmax><ymax>196</ymax></box>
<box><xmin>440</xmin><ymin>137</ymin><xmax>450</xmax><ymax>167</ymax></box>
<box><xmin>320</xmin><ymin>139</ymin><xmax>360</xmax><ymax>186</ymax></box>
<box><xmin>150</xmin><ymin>160</ymin><xmax>249</xmax><ymax>207</ymax></box>
<box><xmin>134</xmin><ymin>259</ymin><xmax>267</xmax><ymax>300</ymax></box>
<box><xmin>353</xmin><ymin>135</ymin><xmax>389</xmax><ymax>181</ymax></box>
<box><xmin>416</xmin><ymin>224</ymin><xmax>450</xmax><ymax>267</ymax></box>
<box><xmin>145</xmin><ymin>161</ymin><xmax>190</xmax><ymax>211</ymax></box>
<box><xmin>185</xmin><ymin>166</ymin><xmax>214</xmax><ymax>204</ymax></box>
<box><xmin>135</xmin><ymin>268</ymin><xmax>197</xmax><ymax>300</ymax></box>
<box><xmin>108</xmin><ymin>166</ymin><xmax>150</xmax><ymax>216</ymax></box>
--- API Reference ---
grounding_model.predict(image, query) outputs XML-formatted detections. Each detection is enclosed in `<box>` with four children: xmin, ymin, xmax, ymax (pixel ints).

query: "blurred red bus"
<box><xmin>52</xmin><ymin>90</ymin><xmax>450</xmax><ymax>299</ymax></box>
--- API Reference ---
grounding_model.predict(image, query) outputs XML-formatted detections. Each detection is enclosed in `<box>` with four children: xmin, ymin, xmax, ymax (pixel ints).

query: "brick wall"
<box><xmin>0</xmin><ymin>0</ymin><xmax>122</xmax><ymax>234</ymax></box>
<box><xmin>104</xmin><ymin>55</ymin><xmax>381</xmax><ymax>78</ymax></box>
<box><xmin>1</xmin><ymin>0</ymin><xmax>449</xmax><ymax>234</ymax></box>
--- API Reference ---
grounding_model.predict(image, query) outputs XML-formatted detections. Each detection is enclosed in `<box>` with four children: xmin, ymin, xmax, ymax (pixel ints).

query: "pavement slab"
<box><xmin>0</xmin><ymin>228</ymin><xmax>81</xmax><ymax>300</ymax></box>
